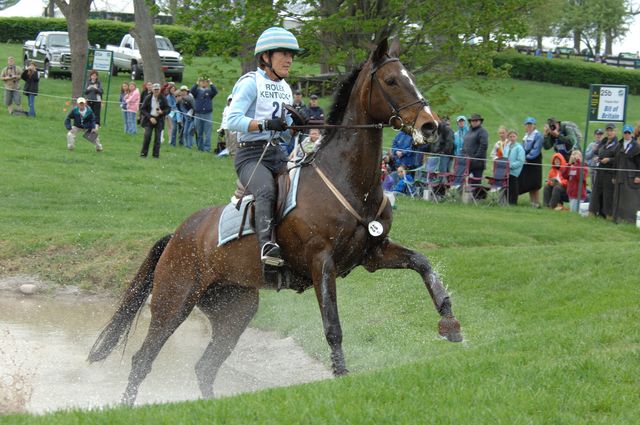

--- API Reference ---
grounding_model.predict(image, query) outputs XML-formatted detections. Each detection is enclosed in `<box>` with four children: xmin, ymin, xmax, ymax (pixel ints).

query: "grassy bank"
<box><xmin>1</xmin><ymin>42</ymin><xmax>639</xmax><ymax>423</ymax></box>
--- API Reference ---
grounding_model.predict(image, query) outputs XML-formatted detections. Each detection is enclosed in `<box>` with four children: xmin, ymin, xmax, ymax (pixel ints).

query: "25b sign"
<box><xmin>588</xmin><ymin>84</ymin><xmax>628</xmax><ymax>122</ymax></box>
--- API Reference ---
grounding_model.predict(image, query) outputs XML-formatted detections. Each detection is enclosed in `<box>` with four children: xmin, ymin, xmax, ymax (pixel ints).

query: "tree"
<box><xmin>53</xmin><ymin>0</ymin><xmax>91</xmax><ymax>99</ymax></box>
<box><xmin>0</xmin><ymin>0</ymin><xmax>20</xmax><ymax>10</ymax></box>
<box><xmin>132</xmin><ymin>0</ymin><xmax>165</xmax><ymax>85</ymax></box>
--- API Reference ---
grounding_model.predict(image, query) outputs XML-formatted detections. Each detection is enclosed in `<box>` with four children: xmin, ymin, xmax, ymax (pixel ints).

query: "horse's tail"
<box><xmin>88</xmin><ymin>234</ymin><xmax>172</xmax><ymax>363</ymax></box>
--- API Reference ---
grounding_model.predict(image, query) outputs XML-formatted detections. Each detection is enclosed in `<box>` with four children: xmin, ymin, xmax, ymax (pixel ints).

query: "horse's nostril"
<box><xmin>421</xmin><ymin>121</ymin><xmax>438</xmax><ymax>136</ymax></box>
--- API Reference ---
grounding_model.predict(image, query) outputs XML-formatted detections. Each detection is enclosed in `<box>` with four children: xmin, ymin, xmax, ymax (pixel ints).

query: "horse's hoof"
<box><xmin>333</xmin><ymin>367</ymin><xmax>349</xmax><ymax>377</ymax></box>
<box><xmin>438</xmin><ymin>317</ymin><xmax>463</xmax><ymax>342</ymax></box>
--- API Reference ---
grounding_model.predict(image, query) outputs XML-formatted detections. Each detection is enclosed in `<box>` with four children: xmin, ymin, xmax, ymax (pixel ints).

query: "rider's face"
<box><xmin>266</xmin><ymin>50</ymin><xmax>294</xmax><ymax>79</ymax></box>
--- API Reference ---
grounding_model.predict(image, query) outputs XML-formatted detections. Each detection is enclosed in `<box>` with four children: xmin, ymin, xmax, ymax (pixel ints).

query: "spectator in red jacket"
<box><xmin>543</xmin><ymin>153</ymin><xmax>569</xmax><ymax>210</ymax></box>
<box><xmin>566</xmin><ymin>150</ymin><xmax>588</xmax><ymax>212</ymax></box>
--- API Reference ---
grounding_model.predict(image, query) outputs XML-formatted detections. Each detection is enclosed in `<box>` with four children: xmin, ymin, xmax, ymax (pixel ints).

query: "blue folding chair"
<box><xmin>485</xmin><ymin>158</ymin><xmax>510</xmax><ymax>206</ymax></box>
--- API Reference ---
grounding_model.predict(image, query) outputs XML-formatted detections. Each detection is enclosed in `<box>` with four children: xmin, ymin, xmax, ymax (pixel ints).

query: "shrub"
<box><xmin>494</xmin><ymin>51</ymin><xmax>640</xmax><ymax>95</ymax></box>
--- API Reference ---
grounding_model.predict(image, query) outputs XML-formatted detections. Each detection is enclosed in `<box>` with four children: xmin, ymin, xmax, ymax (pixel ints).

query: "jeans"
<box><xmin>27</xmin><ymin>94</ymin><xmax>36</xmax><ymax>117</ymax></box>
<box><xmin>569</xmin><ymin>198</ymin><xmax>580</xmax><ymax>212</ymax></box>
<box><xmin>194</xmin><ymin>112</ymin><xmax>212</xmax><ymax>152</ymax></box>
<box><xmin>182</xmin><ymin>117</ymin><xmax>193</xmax><ymax>148</ymax></box>
<box><xmin>170</xmin><ymin>116</ymin><xmax>182</xmax><ymax>146</ymax></box>
<box><xmin>125</xmin><ymin>111</ymin><xmax>137</xmax><ymax>134</ymax></box>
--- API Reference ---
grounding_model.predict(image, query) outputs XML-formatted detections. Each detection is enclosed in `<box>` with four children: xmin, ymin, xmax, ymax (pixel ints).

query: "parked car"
<box><xmin>23</xmin><ymin>31</ymin><xmax>72</xmax><ymax>79</ymax></box>
<box><xmin>553</xmin><ymin>46</ymin><xmax>576</xmax><ymax>57</ymax></box>
<box><xmin>618</xmin><ymin>52</ymin><xmax>638</xmax><ymax>59</ymax></box>
<box><xmin>106</xmin><ymin>34</ymin><xmax>184</xmax><ymax>82</ymax></box>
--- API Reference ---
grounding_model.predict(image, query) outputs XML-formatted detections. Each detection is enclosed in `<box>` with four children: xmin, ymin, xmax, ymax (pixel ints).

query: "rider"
<box><xmin>227</xmin><ymin>27</ymin><xmax>303</xmax><ymax>267</ymax></box>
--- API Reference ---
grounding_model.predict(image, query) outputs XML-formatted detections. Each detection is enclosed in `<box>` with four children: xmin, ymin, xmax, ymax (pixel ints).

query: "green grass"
<box><xmin>1</xmin><ymin>42</ymin><xmax>639</xmax><ymax>423</ymax></box>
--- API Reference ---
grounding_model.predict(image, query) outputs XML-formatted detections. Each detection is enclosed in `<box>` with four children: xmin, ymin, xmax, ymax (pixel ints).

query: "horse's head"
<box><xmin>365</xmin><ymin>39</ymin><xmax>439</xmax><ymax>144</ymax></box>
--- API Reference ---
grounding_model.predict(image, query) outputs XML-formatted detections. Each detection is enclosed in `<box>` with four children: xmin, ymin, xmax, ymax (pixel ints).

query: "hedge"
<box><xmin>0</xmin><ymin>17</ymin><xmax>210</xmax><ymax>55</ymax></box>
<box><xmin>494</xmin><ymin>51</ymin><xmax>640</xmax><ymax>95</ymax></box>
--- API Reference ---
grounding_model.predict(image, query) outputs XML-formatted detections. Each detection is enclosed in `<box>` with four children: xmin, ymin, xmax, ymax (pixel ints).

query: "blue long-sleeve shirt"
<box><xmin>227</xmin><ymin>68</ymin><xmax>293</xmax><ymax>143</ymax></box>
<box><xmin>391</xmin><ymin>132</ymin><xmax>418</xmax><ymax>168</ymax></box>
<box><xmin>503</xmin><ymin>142</ymin><xmax>526</xmax><ymax>177</ymax></box>
<box><xmin>190</xmin><ymin>83</ymin><xmax>218</xmax><ymax>114</ymax></box>
<box><xmin>523</xmin><ymin>129</ymin><xmax>542</xmax><ymax>161</ymax></box>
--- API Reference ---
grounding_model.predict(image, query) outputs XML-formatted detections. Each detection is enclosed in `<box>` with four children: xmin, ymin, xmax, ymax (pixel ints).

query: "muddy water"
<box><xmin>0</xmin><ymin>293</ymin><xmax>331</xmax><ymax>413</ymax></box>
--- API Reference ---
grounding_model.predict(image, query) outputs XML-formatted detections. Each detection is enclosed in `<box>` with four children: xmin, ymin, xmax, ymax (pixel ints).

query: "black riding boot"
<box><xmin>255</xmin><ymin>200</ymin><xmax>284</xmax><ymax>267</ymax></box>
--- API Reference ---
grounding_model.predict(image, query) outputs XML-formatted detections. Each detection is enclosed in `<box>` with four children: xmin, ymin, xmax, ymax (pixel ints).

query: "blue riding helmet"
<box><xmin>254</xmin><ymin>27</ymin><xmax>303</xmax><ymax>56</ymax></box>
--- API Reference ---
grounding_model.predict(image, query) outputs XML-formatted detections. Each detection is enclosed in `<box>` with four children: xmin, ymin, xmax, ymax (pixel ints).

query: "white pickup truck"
<box><xmin>106</xmin><ymin>34</ymin><xmax>184</xmax><ymax>82</ymax></box>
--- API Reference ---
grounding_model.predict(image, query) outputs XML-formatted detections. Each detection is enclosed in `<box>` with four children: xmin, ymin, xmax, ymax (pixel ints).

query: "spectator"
<box><xmin>392</xmin><ymin>165</ymin><xmax>415</xmax><ymax>196</ymax></box>
<box><xmin>382</xmin><ymin>149</ymin><xmax>396</xmax><ymax>172</ymax></box>
<box><xmin>543</xmin><ymin>117</ymin><xmax>581</xmax><ymax>162</ymax></box>
<box><xmin>178</xmin><ymin>85</ymin><xmax>195</xmax><ymax>148</ymax></box>
<box><xmin>84</xmin><ymin>70</ymin><xmax>103</xmax><ymax>127</ymax></box>
<box><xmin>216</xmin><ymin>94</ymin><xmax>233</xmax><ymax>154</ymax></box>
<box><xmin>585</xmin><ymin>128</ymin><xmax>604</xmax><ymax>187</ymax></box>
<box><xmin>381</xmin><ymin>166</ymin><xmax>395</xmax><ymax>192</ymax></box>
<box><xmin>611</xmin><ymin>124</ymin><xmax>640</xmax><ymax>224</ymax></box>
<box><xmin>167</xmin><ymin>85</ymin><xmax>182</xmax><ymax>147</ymax></box>
<box><xmin>566</xmin><ymin>150</ymin><xmax>589</xmax><ymax>213</ymax></box>
<box><xmin>1</xmin><ymin>56</ymin><xmax>22</xmax><ymax>114</ymax></box>
<box><xmin>139</xmin><ymin>83</ymin><xmax>168</xmax><ymax>158</ymax></box>
<box><xmin>124</xmin><ymin>82</ymin><xmax>140</xmax><ymax>135</ymax></box>
<box><xmin>305</xmin><ymin>94</ymin><xmax>325</xmax><ymax>125</ymax></box>
<box><xmin>138</xmin><ymin>81</ymin><xmax>153</xmax><ymax>125</ymax></box>
<box><xmin>391</xmin><ymin>131</ymin><xmax>418</xmax><ymax>170</ymax></box>
<box><xmin>418</xmin><ymin>116</ymin><xmax>455</xmax><ymax>173</ymax></box>
<box><xmin>453</xmin><ymin>115</ymin><xmax>468</xmax><ymax>157</ymax></box>
<box><xmin>589</xmin><ymin>123</ymin><xmax>618</xmax><ymax>219</ymax></box>
<box><xmin>119</xmin><ymin>82</ymin><xmax>129</xmax><ymax>132</ymax></box>
<box><xmin>503</xmin><ymin>130</ymin><xmax>525</xmax><ymax>205</ymax></box>
<box><xmin>491</xmin><ymin>125</ymin><xmax>508</xmax><ymax>159</ymax></box>
<box><xmin>64</xmin><ymin>97</ymin><xmax>102</xmax><ymax>152</ymax></box>
<box><xmin>292</xmin><ymin>90</ymin><xmax>306</xmax><ymax>115</ymax></box>
<box><xmin>190</xmin><ymin>76</ymin><xmax>218</xmax><ymax>152</ymax></box>
<box><xmin>543</xmin><ymin>153</ymin><xmax>569</xmax><ymax>210</ymax></box>
<box><xmin>20</xmin><ymin>62</ymin><xmax>39</xmax><ymax>117</ymax></box>
<box><xmin>518</xmin><ymin>116</ymin><xmax>544</xmax><ymax>208</ymax></box>
<box><xmin>462</xmin><ymin>113</ymin><xmax>489</xmax><ymax>188</ymax></box>
<box><xmin>289</xmin><ymin>128</ymin><xmax>321</xmax><ymax>162</ymax></box>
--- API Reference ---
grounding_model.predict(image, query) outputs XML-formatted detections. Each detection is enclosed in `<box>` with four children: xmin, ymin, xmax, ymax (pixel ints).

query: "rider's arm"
<box><xmin>227</xmin><ymin>75</ymin><xmax>259</xmax><ymax>133</ymax></box>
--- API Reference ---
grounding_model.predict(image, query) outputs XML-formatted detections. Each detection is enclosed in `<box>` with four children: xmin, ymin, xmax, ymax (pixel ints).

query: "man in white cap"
<box><xmin>139</xmin><ymin>83</ymin><xmax>168</xmax><ymax>158</ymax></box>
<box><xmin>64</xmin><ymin>97</ymin><xmax>102</xmax><ymax>151</ymax></box>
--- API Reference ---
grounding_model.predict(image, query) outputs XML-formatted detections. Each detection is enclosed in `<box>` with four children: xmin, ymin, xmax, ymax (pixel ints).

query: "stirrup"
<box><xmin>261</xmin><ymin>242</ymin><xmax>284</xmax><ymax>267</ymax></box>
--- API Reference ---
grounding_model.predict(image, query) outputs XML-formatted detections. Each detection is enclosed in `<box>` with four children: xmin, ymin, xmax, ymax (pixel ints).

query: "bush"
<box><xmin>494</xmin><ymin>51</ymin><xmax>640</xmax><ymax>95</ymax></box>
<box><xmin>0</xmin><ymin>17</ymin><xmax>208</xmax><ymax>55</ymax></box>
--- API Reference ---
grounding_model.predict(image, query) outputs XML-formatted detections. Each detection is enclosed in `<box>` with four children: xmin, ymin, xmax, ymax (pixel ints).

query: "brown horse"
<box><xmin>88</xmin><ymin>38</ymin><xmax>463</xmax><ymax>405</ymax></box>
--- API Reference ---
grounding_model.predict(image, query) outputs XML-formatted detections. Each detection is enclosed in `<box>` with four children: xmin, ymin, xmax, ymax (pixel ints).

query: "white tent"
<box><xmin>0</xmin><ymin>0</ymin><xmax>133</xmax><ymax>17</ymax></box>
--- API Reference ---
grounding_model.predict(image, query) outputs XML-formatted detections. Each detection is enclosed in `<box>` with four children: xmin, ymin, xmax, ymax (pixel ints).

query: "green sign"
<box><xmin>588</xmin><ymin>84</ymin><xmax>628</xmax><ymax>122</ymax></box>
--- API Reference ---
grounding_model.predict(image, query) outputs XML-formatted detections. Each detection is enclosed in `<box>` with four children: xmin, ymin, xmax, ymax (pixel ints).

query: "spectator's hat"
<box><xmin>180</xmin><ymin>85</ymin><xmax>189</xmax><ymax>91</ymax></box>
<box><xmin>468</xmin><ymin>113</ymin><xmax>483</xmax><ymax>122</ymax></box>
<box><xmin>152</xmin><ymin>83</ymin><xmax>161</xmax><ymax>90</ymax></box>
<box><xmin>294</xmin><ymin>90</ymin><xmax>302</xmax><ymax>95</ymax></box>
<box><xmin>76</xmin><ymin>97</ymin><xmax>86</xmax><ymax>104</ymax></box>
<box><xmin>605</xmin><ymin>122</ymin><xmax>616</xmax><ymax>130</ymax></box>
<box><xmin>622</xmin><ymin>124</ymin><xmax>633</xmax><ymax>133</ymax></box>
<box><xmin>310</xmin><ymin>94</ymin><xmax>318</xmax><ymax>99</ymax></box>
<box><xmin>456</xmin><ymin>115</ymin><xmax>466</xmax><ymax>122</ymax></box>
<box><xmin>594</xmin><ymin>128</ymin><xmax>604</xmax><ymax>134</ymax></box>
<box><xmin>524</xmin><ymin>116</ymin><xmax>536</xmax><ymax>124</ymax></box>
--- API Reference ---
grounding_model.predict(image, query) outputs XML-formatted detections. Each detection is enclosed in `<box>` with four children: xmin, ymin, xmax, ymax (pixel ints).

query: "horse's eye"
<box><xmin>385</xmin><ymin>77</ymin><xmax>397</xmax><ymax>86</ymax></box>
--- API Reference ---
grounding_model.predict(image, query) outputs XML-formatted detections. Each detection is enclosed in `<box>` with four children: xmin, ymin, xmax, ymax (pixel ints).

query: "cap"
<box><xmin>605</xmin><ymin>123</ymin><xmax>616</xmax><ymax>130</ymax></box>
<box><xmin>594</xmin><ymin>128</ymin><xmax>604</xmax><ymax>134</ymax></box>
<box><xmin>294</xmin><ymin>90</ymin><xmax>302</xmax><ymax>95</ymax></box>
<box><xmin>622</xmin><ymin>124</ymin><xmax>633</xmax><ymax>133</ymax></box>
<box><xmin>180</xmin><ymin>85</ymin><xmax>189</xmax><ymax>91</ymax></box>
<box><xmin>524</xmin><ymin>117</ymin><xmax>536</xmax><ymax>124</ymax></box>
<box><xmin>456</xmin><ymin>115</ymin><xmax>466</xmax><ymax>122</ymax></box>
<box><xmin>310</xmin><ymin>94</ymin><xmax>318</xmax><ymax>99</ymax></box>
<box><xmin>152</xmin><ymin>83</ymin><xmax>161</xmax><ymax>90</ymax></box>
<box><xmin>468</xmin><ymin>113</ymin><xmax>483</xmax><ymax>121</ymax></box>
<box><xmin>76</xmin><ymin>97</ymin><xmax>86</xmax><ymax>104</ymax></box>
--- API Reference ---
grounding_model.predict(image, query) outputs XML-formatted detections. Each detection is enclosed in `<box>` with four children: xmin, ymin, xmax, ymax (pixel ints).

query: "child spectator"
<box><xmin>566</xmin><ymin>150</ymin><xmax>589</xmax><ymax>212</ymax></box>
<box><xmin>119</xmin><ymin>82</ymin><xmax>129</xmax><ymax>132</ymax></box>
<box><xmin>392</xmin><ymin>165</ymin><xmax>415</xmax><ymax>196</ymax></box>
<box><xmin>124</xmin><ymin>82</ymin><xmax>140</xmax><ymax>135</ymax></box>
<box><xmin>491</xmin><ymin>125</ymin><xmax>508</xmax><ymax>159</ymax></box>
<box><xmin>503</xmin><ymin>130</ymin><xmax>525</xmax><ymax>205</ymax></box>
<box><xmin>543</xmin><ymin>153</ymin><xmax>569</xmax><ymax>210</ymax></box>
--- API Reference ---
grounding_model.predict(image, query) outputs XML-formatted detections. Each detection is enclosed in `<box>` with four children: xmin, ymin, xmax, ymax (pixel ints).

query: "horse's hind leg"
<box><xmin>362</xmin><ymin>239</ymin><xmax>463</xmax><ymax>342</ymax></box>
<box><xmin>122</xmin><ymin>283</ymin><xmax>200</xmax><ymax>405</ymax></box>
<box><xmin>195</xmin><ymin>285</ymin><xmax>258</xmax><ymax>398</ymax></box>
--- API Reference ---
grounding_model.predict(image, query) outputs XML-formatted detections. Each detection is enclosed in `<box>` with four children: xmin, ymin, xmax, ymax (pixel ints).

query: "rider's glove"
<box><xmin>263</xmin><ymin>118</ymin><xmax>288</xmax><ymax>132</ymax></box>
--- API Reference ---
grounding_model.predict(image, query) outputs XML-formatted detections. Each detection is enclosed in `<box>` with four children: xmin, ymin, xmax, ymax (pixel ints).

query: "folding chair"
<box><xmin>485</xmin><ymin>158</ymin><xmax>510</xmax><ymax>206</ymax></box>
<box><xmin>441</xmin><ymin>157</ymin><xmax>470</xmax><ymax>202</ymax></box>
<box><xmin>420</xmin><ymin>156</ymin><xmax>443</xmax><ymax>202</ymax></box>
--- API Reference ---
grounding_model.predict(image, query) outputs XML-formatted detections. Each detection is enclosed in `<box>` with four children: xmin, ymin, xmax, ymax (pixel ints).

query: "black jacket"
<box><xmin>462</xmin><ymin>125</ymin><xmax>489</xmax><ymax>172</ymax></box>
<box><xmin>139</xmin><ymin>94</ymin><xmax>169</xmax><ymax>128</ymax></box>
<box><xmin>21</xmin><ymin>69</ymin><xmax>39</xmax><ymax>96</ymax></box>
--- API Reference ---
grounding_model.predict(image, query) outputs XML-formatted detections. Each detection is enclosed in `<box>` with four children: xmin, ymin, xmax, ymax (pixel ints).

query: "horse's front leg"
<box><xmin>362</xmin><ymin>238</ymin><xmax>463</xmax><ymax>342</ymax></box>
<box><xmin>311</xmin><ymin>252</ymin><xmax>348</xmax><ymax>376</ymax></box>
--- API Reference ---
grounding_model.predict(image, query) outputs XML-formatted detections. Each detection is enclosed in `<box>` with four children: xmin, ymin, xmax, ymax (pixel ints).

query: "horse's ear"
<box><xmin>371</xmin><ymin>38</ymin><xmax>389</xmax><ymax>65</ymax></box>
<box><xmin>389</xmin><ymin>38</ymin><xmax>401</xmax><ymax>58</ymax></box>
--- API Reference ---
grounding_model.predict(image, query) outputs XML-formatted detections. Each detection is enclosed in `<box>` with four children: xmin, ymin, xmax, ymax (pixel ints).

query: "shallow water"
<box><xmin>0</xmin><ymin>293</ymin><xmax>331</xmax><ymax>414</ymax></box>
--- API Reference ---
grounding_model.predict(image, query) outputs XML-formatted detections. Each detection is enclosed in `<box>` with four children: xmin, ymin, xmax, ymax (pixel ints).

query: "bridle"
<box><xmin>288</xmin><ymin>56</ymin><xmax>430</xmax><ymax>133</ymax></box>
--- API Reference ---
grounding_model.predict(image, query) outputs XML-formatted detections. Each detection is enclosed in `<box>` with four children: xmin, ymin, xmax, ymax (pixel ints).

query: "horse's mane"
<box><xmin>326</xmin><ymin>64</ymin><xmax>363</xmax><ymax>125</ymax></box>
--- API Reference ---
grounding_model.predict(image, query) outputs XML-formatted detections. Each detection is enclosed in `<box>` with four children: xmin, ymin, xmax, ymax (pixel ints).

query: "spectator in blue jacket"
<box><xmin>504</xmin><ymin>130</ymin><xmax>526</xmax><ymax>205</ymax></box>
<box><xmin>190</xmin><ymin>77</ymin><xmax>218</xmax><ymax>152</ymax></box>
<box><xmin>64</xmin><ymin>97</ymin><xmax>102</xmax><ymax>152</ymax></box>
<box><xmin>391</xmin><ymin>131</ymin><xmax>418</xmax><ymax>170</ymax></box>
<box><xmin>518</xmin><ymin>116</ymin><xmax>544</xmax><ymax>208</ymax></box>
<box><xmin>392</xmin><ymin>165</ymin><xmax>415</xmax><ymax>196</ymax></box>
<box><xmin>453</xmin><ymin>115</ymin><xmax>468</xmax><ymax>157</ymax></box>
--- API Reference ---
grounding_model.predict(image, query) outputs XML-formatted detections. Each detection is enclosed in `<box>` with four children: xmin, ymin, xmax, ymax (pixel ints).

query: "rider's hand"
<box><xmin>263</xmin><ymin>118</ymin><xmax>287</xmax><ymax>132</ymax></box>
